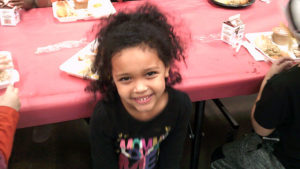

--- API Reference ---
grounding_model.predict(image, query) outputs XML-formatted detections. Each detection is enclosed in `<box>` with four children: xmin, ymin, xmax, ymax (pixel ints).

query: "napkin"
<box><xmin>242</xmin><ymin>41</ymin><xmax>265</xmax><ymax>61</ymax></box>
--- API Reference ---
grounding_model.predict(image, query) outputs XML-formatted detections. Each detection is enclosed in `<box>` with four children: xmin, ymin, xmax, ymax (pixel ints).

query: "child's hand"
<box><xmin>0</xmin><ymin>55</ymin><xmax>12</xmax><ymax>71</ymax></box>
<box><xmin>0</xmin><ymin>85</ymin><xmax>21</xmax><ymax>111</ymax></box>
<box><xmin>265</xmin><ymin>57</ymin><xmax>294</xmax><ymax>80</ymax></box>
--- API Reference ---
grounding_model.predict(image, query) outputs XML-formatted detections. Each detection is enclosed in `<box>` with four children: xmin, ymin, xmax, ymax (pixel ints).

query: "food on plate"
<box><xmin>293</xmin><ymin>47</ymin><xmax>300</xmax><ymax>57</ymax></box>
<box><xmin>77</xmin><ymin>61</ymin><xmax>98</xmax><ymax>79</ymax></box>
<box><xmin>0</xmin><ymin>71</ymin><xmax>10</xmax><ymax>82</ymax></box>
<box><xmin>78</xmin><ymin>53</ymin><xmax>95</xmax><ymax>61</ymax></box>
<box><xmin>0</xmin><ymin>52</ymin><xmax>13</xmax><ymax>68</ymax></box>
<box><xmin>255</xmin><ymin>35</ymin><xmax>290</xmax><ymax>59</ymax></box>
<box><xmin>56</xmin><ymin>0</ymin><xmax>76</xmax><ymax>17</ymax></box>
<box><xmin>74</xmin><ymin>0</ymin><xmax>89</xmax><ymax>9</ymax></box>
<box><xmin>78</xmin><ymin>66</ymin><xmax>95</xmax><ymax>78</ymax></box>
<box><xmin>214</xmin><ymin>0</ymin><xmax>249</xmax><ymax>5</ymax></box>
<box><xmin>93</xmin><ymin>3</ymin><xmax>101</xmax><ymax>8</ymax></box>
<box><xmin>53</xmin><ymin>0</ymin><xmax>116</xmax><ymax>22</ymax></box>
<box><xmin>272</xmin><ymin>26</ymin><xmax>291</xmax><ymax>46</ymax></box>
<box><xmin>88</xmin><ymin>0</ymin><xmax>102</xmax><ymax>8</ymax></box>
<box><xmin>77</xmin><ymin>53</ymin><xmax>98</xmax><ymax>79</ymax></box>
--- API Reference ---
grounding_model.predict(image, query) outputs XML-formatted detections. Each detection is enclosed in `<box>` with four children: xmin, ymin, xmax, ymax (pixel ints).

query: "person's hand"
<box><xmin>0</xmin><ymin>0</ymin><xmax>24</xmax><ymax>8</ymax></box>
<box><xmin>0</xmin><ymin>0</ymin><xmax>6</xmax><ymax>7</ymax></box>
<box><xmin>0</xmin><ymin>54</ymin><xmax>12</xmax><ymax>71</ymax></box>
<box><xmin>264</xmin><ymin>57</ymin><xmax>294</xmax><ymax>81</ymax></box>
<box><xmin>0</xmin><ymin>85</ymin><xmax>21</xmax><ymax>111</ymax></box>
<box><xmin>7</xmin><ymin>0</ymin><xmax>24</xmax><ymax>8</ymax></box>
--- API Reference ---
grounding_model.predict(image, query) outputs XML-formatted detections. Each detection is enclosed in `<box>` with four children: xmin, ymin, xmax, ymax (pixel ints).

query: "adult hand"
<box><xmin>264</xmin><ymin>57</ymin><xmax>294</xmax><ymax>81</ymax></box>
<box><xmin>0</xmin><ymin>0</ymin><xmax>6</xmax><ymax>7</ymax></box>
<box><xmin>0</xmin><ymin>55</ymin><xmax>12</xmax><ymax>71</ymax></box>
<box><xmin>0</xmin><ymin>85</ymin><xmax>21</xmax><ymax>111</ymax></box>
<box><xmin>0</xmin><ymin>0</ymin><xmax>24</xmax><ymax>8</ymax></box>
<box><xmin>7</xmin><ymin>0</ymin><xmax>24</xmax><ymax>8</ymax></box>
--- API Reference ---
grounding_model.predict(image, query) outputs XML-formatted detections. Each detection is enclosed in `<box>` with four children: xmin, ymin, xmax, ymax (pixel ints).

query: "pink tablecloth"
<box><xmin>0</xmin><ymin>0</ymin><xmax>287</xmax><ymax>128</ymax></box>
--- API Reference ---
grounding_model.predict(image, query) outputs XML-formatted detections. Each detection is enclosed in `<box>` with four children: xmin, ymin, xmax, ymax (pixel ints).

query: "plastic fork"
<box><xmin>242</xmin><ymin>41</ymin><xmax>265</xmax><ymax>61</ymax></box>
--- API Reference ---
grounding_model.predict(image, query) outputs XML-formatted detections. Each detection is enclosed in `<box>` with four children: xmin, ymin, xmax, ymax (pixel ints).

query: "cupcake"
<box><xmin>74</xmin><ymin>0</ymin><xmax>88</xmax><ymax>9</ymax></box>
<box><xmin>272</xmin><ymin>26</ymin><xmax>291</xmax><ymax>46</ymax></box>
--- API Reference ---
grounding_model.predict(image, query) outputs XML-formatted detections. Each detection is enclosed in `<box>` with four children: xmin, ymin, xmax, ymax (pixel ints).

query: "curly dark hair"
<box><xmin>86</xmin><ymin>3</ymin><xmax>186</xmax><ymax>101</ymax></box>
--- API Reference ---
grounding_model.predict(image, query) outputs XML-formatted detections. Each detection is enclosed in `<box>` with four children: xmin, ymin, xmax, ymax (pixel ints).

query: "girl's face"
<box><xmin>111</xmin><ymin>46</ymin><xmax>170</xmax><ymax>118</ymax></box>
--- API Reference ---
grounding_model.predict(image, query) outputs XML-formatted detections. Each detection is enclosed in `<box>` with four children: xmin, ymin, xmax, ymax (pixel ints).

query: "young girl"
<box><xmin>87</xmin><ymin>3</ymin><xmax>192</xmax><ymax>169</ymax></box>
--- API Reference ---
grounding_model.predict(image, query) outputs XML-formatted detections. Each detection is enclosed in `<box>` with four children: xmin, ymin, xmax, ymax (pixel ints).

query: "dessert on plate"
<box><xmin>74</xmin><ymin>0</ymin><xmax>88</xmax><ymax>9</ymax></box>
<box><xmin>272</xmin><ymin>26</ymin><xmax>291</xmax><ymax>46</ymax></box>
<box><xmin>55</xmin><ymin>0</ymin><xmax>76</xmax><ymax>17</ymax></box>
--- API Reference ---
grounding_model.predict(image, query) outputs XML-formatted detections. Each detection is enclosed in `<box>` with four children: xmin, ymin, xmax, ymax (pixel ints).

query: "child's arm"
<box><xmin>251</xmin><ymin>57</ymin><xmax>294</xmax><ymax>136</ymax></box>
<box><xmin>158</xmin><ymin>94</ymin><xmax>192</xmax><ymax>169</ymax></box>
<box><xmin>23</xmin><ymin>0</ymin><xmax>35</xmax><ymax>10</ymax></box>
<box><xmin>90</xmin><ymin>103</ymin><xmax>119</xmax><ymax>169</ymax></box>
<box><xmin>34</xmin><ymin>0</ymin><xmax>52</xmax><ymax>8</ymax></box>
<box><xmin>0</xmin><ymin>85</ymin><xmax>20</xmax><ymax>168</ymax></box>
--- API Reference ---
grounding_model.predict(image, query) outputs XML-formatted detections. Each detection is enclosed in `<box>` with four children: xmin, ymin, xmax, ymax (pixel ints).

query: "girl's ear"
<box><xmin>165</xmin><ymin>66</ymin><xmax>170</xmax><ymax>78</ymax></box>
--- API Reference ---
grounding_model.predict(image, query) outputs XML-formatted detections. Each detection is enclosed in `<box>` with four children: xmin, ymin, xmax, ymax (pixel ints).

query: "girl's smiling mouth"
<box><xmin>133</xmin><ymin>94</ymin><xmax>153</xmax><ymax>104</ymax></box>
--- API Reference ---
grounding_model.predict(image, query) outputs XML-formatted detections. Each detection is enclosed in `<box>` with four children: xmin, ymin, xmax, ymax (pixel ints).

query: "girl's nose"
<box><xmin>133</xmin><ymin>81</ymin><xmax>148</xmax><ymax>93</ymax></box>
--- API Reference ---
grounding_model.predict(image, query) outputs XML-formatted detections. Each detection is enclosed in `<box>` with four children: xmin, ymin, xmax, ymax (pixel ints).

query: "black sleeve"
<box><xmin>158</xmin><ymin>93</ymin><xmax>192</xmax><ymax>169</ymax></box>
<box><xmin>90</xmin><ymin>102</ymin><xmax>119</xmax><ymax>169</ymax></box>
<box><xmin>254</xmin><ymin>81</ymin><xmax>289</xmax><ymax>129</ymax></box>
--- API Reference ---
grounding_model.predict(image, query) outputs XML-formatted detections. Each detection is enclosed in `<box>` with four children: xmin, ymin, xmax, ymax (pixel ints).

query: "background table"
<box><xmin>0</xmin><ymin>1</ymin><xmax>143</xmax><ymax>128</ymax></box>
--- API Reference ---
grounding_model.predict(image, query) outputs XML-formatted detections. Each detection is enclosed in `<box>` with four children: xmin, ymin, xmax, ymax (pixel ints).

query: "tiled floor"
<box><xmin>8</xmin><ymin>94</ymin><xmax>257</xmax><ymax>169</ymax></box>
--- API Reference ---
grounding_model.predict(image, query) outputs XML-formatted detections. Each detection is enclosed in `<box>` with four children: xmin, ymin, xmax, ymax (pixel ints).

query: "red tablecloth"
<box><xmin>155</xmin><ymin>0</ymin><xmax>287</xmax><ymax>101</ymax></box>
<box><xmin>0</xmin><ymin>0</ymin><xmax>288</xmax><ymax>128</ymax></box>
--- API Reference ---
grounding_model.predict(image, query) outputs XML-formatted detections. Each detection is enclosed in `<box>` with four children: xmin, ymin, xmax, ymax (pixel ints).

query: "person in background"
<box><xmin>0</xmin><ymin>0</ymin><xmax>34</xmax><ymax>9</ymax></box>
<box><xmin>0</xmin><ymin>0</ymin><xmax>52</xmax><ymax>144</ymax></box>
<box><xmin>34</xmin><ymin>0</ymin><xmax>51</xmax><ymax>8</ymax></box>
<box><xmin>87</xmin><ymin>3</ymin><xmax>192</xmax><ymax>169</ymax></box>
<box><xmin>210</xmin><ymin>0</ymin><xmax>300</xmax><ymax>168</ymax></box>
<box><xmin>0</xmin><ymin>55</ymin><xmax>21</xmax><ymax>169</ymax></box>
<box><xmin>0</xmin><ymin>0</ymin><xmax>51</xmax><ymax>10</ymax></box>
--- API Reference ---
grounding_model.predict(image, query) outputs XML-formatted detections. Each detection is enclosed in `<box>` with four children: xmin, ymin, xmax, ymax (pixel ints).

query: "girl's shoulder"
<box><xmin>92</xmin><ymin>98</ymin><xmax>122</xmax><ymax>122</ymax></box>
<box><xmin>167</xmin><ymin>87</ymin><xmax>192</xmax><ymax>105</ymax></box>
<box><xmin>166</xmin><ymin>87</ymin><xmax>192</xmax><ymax>116</ymax></box>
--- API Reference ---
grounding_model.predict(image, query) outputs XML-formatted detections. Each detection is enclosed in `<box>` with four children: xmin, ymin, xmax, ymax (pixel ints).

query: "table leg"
<box><xmin>190</xmin><ymin>101</ymin><xmax>205</xmax><ymax>169</ymax></box>
<box><xmin>212</xmin><ymin>99</ymin><xmax>239</xmax><ymax>129</ymax></box>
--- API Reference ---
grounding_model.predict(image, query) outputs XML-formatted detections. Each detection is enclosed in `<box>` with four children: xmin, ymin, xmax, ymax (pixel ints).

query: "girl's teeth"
<box><xmin>139</xmin><ymin>97</ymin><xmax>147</xmax><ymax>101</ymax></box>
<box><xmin>135</xmin><ymin>95</ymin><xmax>151</xmax><ymax>104</ymax></box>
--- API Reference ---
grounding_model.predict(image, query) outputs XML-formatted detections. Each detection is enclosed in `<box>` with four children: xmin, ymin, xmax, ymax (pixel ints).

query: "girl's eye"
<box><xmin>119</xmin><ymin>77</ymin><xmax>131</xmax><ymax>82</ymax></box>
<box><xmin>146</xmin><ymin>71</ymin><xmax>158</xmax><ymax>77</ymax></box>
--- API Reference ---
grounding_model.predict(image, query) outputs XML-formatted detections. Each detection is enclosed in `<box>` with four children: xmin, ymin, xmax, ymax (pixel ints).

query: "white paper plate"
<box><xmin>245</xmin><ymin>32</ymin><xmax>300</xmax><ymax>62</ymax></box>
<box><xmin>0</xmin><ymin>51</ymin><xmax>20</xmax><ymax>89</ymax></box>
<box><xmin>60</xmin><ymin>41</ymin><xmax>99</xmax><ymax>80</ymax></box>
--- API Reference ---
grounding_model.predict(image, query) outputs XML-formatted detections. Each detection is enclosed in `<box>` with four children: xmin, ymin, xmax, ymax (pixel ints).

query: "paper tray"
<box><xmin>60</xmin><ymin>41</ymin><xmax>98</xmax><ymax>80</ymax></box>
<box><xmin>245</xmin><ymin>32</ymin><xmax>300</xmax><ymax>62</ymax></box>
<box><xmin>52</xmin><ymin>0</ymin><xmax>116</xmax><ymax>22</ymax></box>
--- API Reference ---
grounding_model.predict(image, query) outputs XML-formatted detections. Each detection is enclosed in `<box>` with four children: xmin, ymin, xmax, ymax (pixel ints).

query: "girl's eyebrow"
<box><xmin>144</xmin><ymin>66</ymin><xmax>160</xmax><ymax>71</ymax></box>
<box><xmin>114</xmin><ymin>66</ymin><xmax>161</xmax><ymax>77</ymax></box>
<box><xmin>115</xmin><ymin>73</ymin><xmax>131</xmax><ymax>77</ymax></box>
